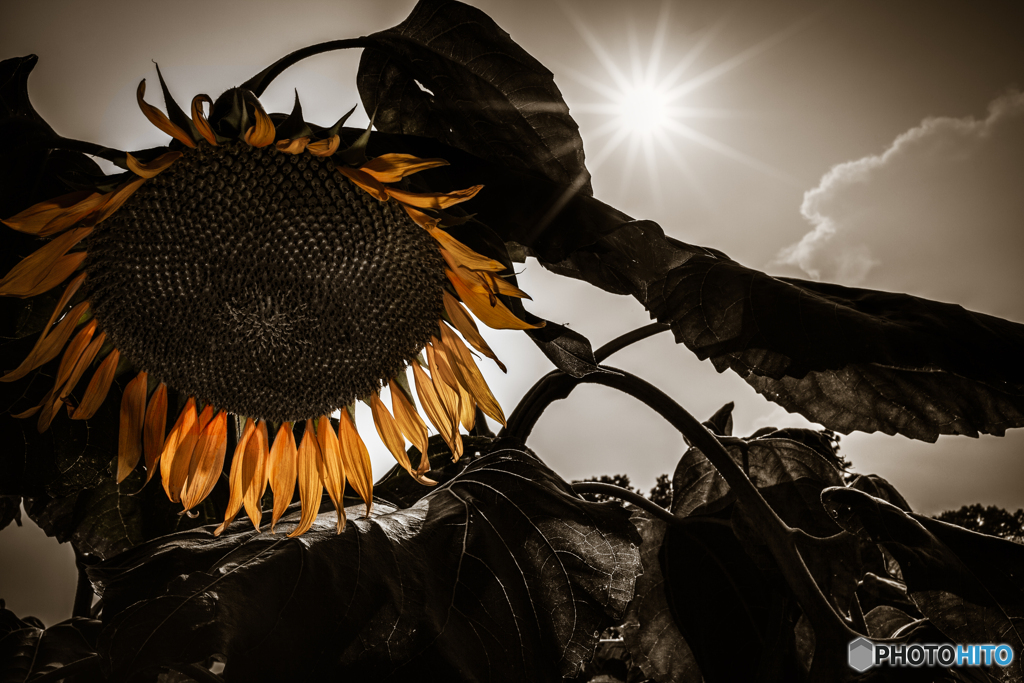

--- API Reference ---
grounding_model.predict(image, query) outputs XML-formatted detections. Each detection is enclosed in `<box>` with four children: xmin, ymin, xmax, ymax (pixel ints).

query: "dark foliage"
<box><xmin>935</xmin><ymin>504</ymin><xmax>1024</xmax><ymax>543</ymax></box>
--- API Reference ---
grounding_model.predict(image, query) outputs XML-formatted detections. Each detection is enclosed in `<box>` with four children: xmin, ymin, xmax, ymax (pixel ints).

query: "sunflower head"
<box><xmin>1</xmin><ymin>64</ymin><xmax>541</xmax><ymax>537</ymax></box>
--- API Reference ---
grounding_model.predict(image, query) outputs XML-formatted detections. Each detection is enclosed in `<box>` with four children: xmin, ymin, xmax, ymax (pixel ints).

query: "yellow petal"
<box><xmin>335</xmin><ymin>165</ymin><xmax>389</xmax><ymax>201</ymax></box>
<box><xmin>428</xmin><ymin>226</ymin><xmax>505</xmax><ymax>271</ymax></box>
<box><xmin>360</xmin><ymin>153</ymin><xmax>449</xmax><ymax>183</ymax></box>
<box><xmin>2</xmin><ymin>191</ymin><xmax>105</xmax><ymax>237</ymax></box>
<box><xmin>243</xmin><ymin>104</ymin><xmax>275</xmax><ymax>148</ymax></box>
<box><xmin>337</xmin><ymin>410</ymin><xmax>373</xmax><ymax>516</ymax></box>
<box><xmin>126</xmin><ymin>151</ymin><xmax>182</xmax><ymax>179</ymax></box>
<box><xmin>116</xmin><ymin>371</ymin><xmax>148</xmax><ymax>483</ymax></box>
<box><xmin>386</xmin><ymin>184</ymin><xmax>483</xmax><ymax>210</ymax></box>
<box><xmin>446</xmin><ymin>268</ymin><xmax>541</xmax><ymax>331</ymax></box>
<box><xmin>172</xmin><ymin>403</ymin><xmax>214</xmax><ymax>504</ymax></box>
<box><xmin>316</xmin><ymin>416</ymin><xmax>347</xmax><ymax>533</ymax></box>
<box><xmin>425</xmin><ymin>343</ymin><xmax>464</xmax><ymax>460</ymax></box>
<box><xmin>142</xmin><ymin>382</ymin><xmax>168</xmax><ymax>486</ymax></box>
<box><xmin>215</xmin><ymin>417</ymin><xmax>254</xmax><ymax>536</ymax></box>
<box><xmin>87</xmin><ymin>178</ymin><xmax>146</xmax><ymax>226</ymax></box>
<box><xmin>268</xmin><ymin>422</ymin><xmax>297</xmax><ymax>532</ymax></box>
<box><xmin>57</xmin><ymin>329</ymin><xmax>105</xmax><ymax>404</ymax></box>
<box><xmin>307</xmin><ymin>135</ymin><xmax>340</xmax><ymax>157</ymax></box>
<box><xmin>440</xmin><ymin>323</ymin><xmax>506</xmax><ymax>426</ymax></box>
<box><xmin>71</xmin><ymin>348</ymin><xmax>120</xmax><ymax>420</ymax></box>
<box><xmin>191</xmin><ymin>94</ymin><xmax>217</xmax><ymax>146</ymax></box>
<box><xmin>287</xmin><ymin>420</ymin><xmax>324</xmax><ymax>538</ymax></box>
<box><xmin>389</xmin><ymin>377</ymin><xmax>431</xmax><ymax>475</ymax></box>
<box><xmin>446</xmin><ymin>260</ymin><xmax>530</xmax><ymax>299</ymax></box>
<box><xmin>370</xmin><ymin>392</ymin><xmax>414</xmax><ymax>476</ymax></box>
<box><xmin>160</xmin><ymin>397</ymin><xmax>197</xmax><ymax>502</ymax></box>
<box><xmin>136</xmin><ymin>79</ymin><xmax>196</xmax><ymax>148</ymax></box>
<box><xmin>0</xmin><ymin>227</ymin><xmax>92</xmax><ymax>298</ymax></box>
<box><xmin>411</xmin><ymin>358</ymin><xmax>460</xmax><ymax>458</ymax></box>
<box><xmin>181</xmin><ymin>410</ymin><xmax>228</xmax><ymax>512</ymax></box>
<box><xmin>442</xmin><ymin>291</ymin><xmax>505</xmax><ymax>372</ymax></box>
<box><xmin>2</xmin><ymin>275</ymin><xmax>89</xmax><ymax>382</ymax></box>
<box><xmin>241</xmin><ymin>420</ymin><xmax>270</xmax><ymax>531</ymax></box>
<box><xmin>52</xmin><ymin>319</ymin><xmax>96</xmax><ymax>396</ymax></box>
<box><xmin>275</xmin><ymin>137</ymin><xmax>309</xmax><ymax>154</ymax></box>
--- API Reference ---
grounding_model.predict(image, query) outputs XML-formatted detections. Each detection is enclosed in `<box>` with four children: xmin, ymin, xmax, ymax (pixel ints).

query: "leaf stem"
<box><xmin>26</xmin><ymin>655</ymin><xmax>101</xmax><ymax>683</ymax></box>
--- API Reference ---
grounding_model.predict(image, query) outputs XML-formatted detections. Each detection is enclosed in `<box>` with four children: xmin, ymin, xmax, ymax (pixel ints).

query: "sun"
<box><xmin>562</xmin><ymin>1</ymin><xmax>813</xmax><ymax>201</ymax></box>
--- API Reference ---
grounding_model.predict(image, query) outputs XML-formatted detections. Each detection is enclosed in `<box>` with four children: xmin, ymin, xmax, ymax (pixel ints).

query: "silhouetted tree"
<box><xmin>935</xmin><ymin>504</ymin><xmax>1024</xmax><ymax>543</ymax></box>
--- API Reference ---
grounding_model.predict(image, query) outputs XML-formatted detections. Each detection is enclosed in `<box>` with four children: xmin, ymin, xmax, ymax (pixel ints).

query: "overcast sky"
<box><xmin>2</xmin><ymin>0</ymin><xmax>1023</xmax><ymax>625</ymax></box>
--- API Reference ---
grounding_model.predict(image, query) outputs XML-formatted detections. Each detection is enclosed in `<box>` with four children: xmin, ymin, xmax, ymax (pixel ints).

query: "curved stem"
<box><xmin>241</xmin><ymin>38</ymin><xmax>372</xmax><ymax>96</ymax></box>
<box><xmin>26</xmin><ymin>655</ymin><xmax>101</xmax><ymax>683</ymax></box>
<box><xmin>593</xmin><ymin>322</ymin><xmax>670</xmax><ymax>363</ymax></box>
<box><xmin>571</xmin><ymin>482</ymin><xmax>677</xmax><ymax>525</ymax></box>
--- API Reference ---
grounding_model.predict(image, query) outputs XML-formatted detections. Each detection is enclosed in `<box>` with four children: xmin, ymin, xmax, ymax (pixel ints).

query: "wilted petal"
<box><xmin>0</xmin><ymin>227</ymin><xmax>92</xmax><ymax>298</ymax></box>
<box><xmin>71</xmin><ymin>348</ymin><xmax>120</xmax><ymax>420</ymax></box>
<box><xmin>337</xmin><ymin>409</ymin><xmax>373</xmax><ymax>516</ymax></box>
<box><xmin>136</xmin><ymin>79</ymin><xmax>196</xmax><ymax>148</ymax></box>
<box><xmin>1</xmin><ymin>191</ymin><xmax>104</xmax><ymax>236</ymax></box>
<box><xmin>316</xmin><ymin>416</ymin><xmax>347</xmax><ymax>532</ymax></box>
<box><xmin>426</xmin><ymin>343</ymin><xmax>464</xmax><ymax>460</ymax></box>
<box><xmin>181</xmin><ymin>410</ymin><xmax>228</xmax><ymax>512</ymax></box>
<box><xmin>429</xmin><ymin>226</ymin><xmax>506</xmax><ymax>272</ymax></box>
<box><xmin>389</xmin><ymin>377</ymin><xmax>431</xmax><ymax>475</ymax></box>
<box><xmin>160</xmin><ymin>397</ymin><xmax>197</xmax><ymax>502</ymax></box>
<box><xmin>268</xmin><ymin>422</ymin><xmax>297</xmax><ymax>532</ymax></box>
<box><xmin>442</xmin><ymin>291</ymin><xmax>506</xmax><ymax>372</ymax></box>
<box><xmin>306</xmin><ymin>135</ymin><xmax>340</xmax><ymax>157</ymax></box>
<box><xmin>215</xmin><ymin>418</ymin><xmax>255</xmax><ymax>536</ymax></box>
<box><xmin>287</xmin><ymin>420</ymin><xmax>324</xmax><ymax>538</ymax></box>
<box><xmin>191</xmin><ymin>94</ymin><xmax>217</xmax><ymax>145</ymax></box>
<box><xmin>116</xmin><ymin>371</ymin><xmax>148</xmax><ymax>483</ymax></box>
<box><xmin>444</xmin><ymin>259</ymin><xmax>530</xmax><ymax>299</ymax></box>
<box><xmin>335</xmin><ymin>165</ymin><xmax>389</xmax><ymax>201</ymax></box>
<box><xmin>243</xmin><ymin>104</ymin><xmax>276</xmax><ymax>148</ymax></box>
<box><xmin>446</xmin><ymin>268</ymin><xmax>541</xmax><ymax>331</ymax></box>
<box><xmin>241</xmin><ymin>421</ymin><xmax>270</xmax><ymax>531</ymax></box>
<box><xmin>2</xmin><ymin>293</ymin><xmax>89</xmax><ymax>383</ymax></box>
<box><xmin>360</xmin><ymin>153</ymin><xmax>449</xmax><ymax>183</ymax></box>
<box><xmin>142</xmin><ymin>382</ymin><xmax>168</xmax><ymax>486</ymax></box>
<box><xmin>275</xmin><ymin>137</ymin><xmax>310</xmax><ymax>154</ymax></box>
<box><xmin>370</xmin><ymin>392</ymin><xmax>413</xmax><ymax>475</ymax></box>
<box><xmin>440</xmin><ymin>323</ymin><xmax>506</xmax><ymax>426</ymax></box>
<box><xmin>126</xmin><ymin>151</ymin><xmax>182</xmax><ymax>179</ymax></box>
<box><xmin>412</xmin><ymin>358</ymin><xmax>461</xmax><ymax>459</ymax></box>
<box><xmin>386</xmin><ymin>184</ymin><xmax>483</xmax><ymax>210</ymax></box>
<box><xmin>87</xmin><ymin>178</ymin><xmax>146</xmax><ymax>226</ymax></box>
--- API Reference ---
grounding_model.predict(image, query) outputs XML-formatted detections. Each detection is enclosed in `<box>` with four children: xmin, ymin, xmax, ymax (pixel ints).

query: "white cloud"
<box><xmin>777</xmin><ymin>91</ymin><xmax>1024</xmax><ymax>321</ymax></box>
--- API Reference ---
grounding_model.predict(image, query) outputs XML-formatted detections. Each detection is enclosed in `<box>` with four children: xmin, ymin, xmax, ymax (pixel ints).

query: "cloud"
<box><xmin>777</xmin><ymin>91</ymin><xmax>1024</xmax><ymax>321</ymax></box>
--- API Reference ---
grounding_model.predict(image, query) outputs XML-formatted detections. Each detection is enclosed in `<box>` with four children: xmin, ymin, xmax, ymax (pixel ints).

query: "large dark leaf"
<box><xmin>822</xmin><ymin>486</ymin><xmax>1024</xmax><ymax>681</ymax></box>
<box><xmin>358</xmin><ymin>0</ymin><xmax>591</xmax><ymax>194</ymax></box>
<box><xmin>0</xmin><ymin>607</ymin><xmax>101</xmax><ymax>683</ymax></box>
<box><xmin>91</xmin><ymin>448</ymin><xmax>641</xmax><ymax>682</ymax></box>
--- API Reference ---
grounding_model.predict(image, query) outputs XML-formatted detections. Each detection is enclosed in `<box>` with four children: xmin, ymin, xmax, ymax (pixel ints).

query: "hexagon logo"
<box><xmin>848</xmin><ymin>638</ymin><xmax>874</xmax><ymax>672</ymax></box>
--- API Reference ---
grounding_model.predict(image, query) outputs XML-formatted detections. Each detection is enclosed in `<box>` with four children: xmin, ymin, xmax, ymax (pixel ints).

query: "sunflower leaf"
<box><xmin>92</xmin><ymin>448</ymin><xmax>641</xmax><ymax>682</ymax></box>
<box><xmin>358</xmin><ymin>0</ymin><xmax>591</xmax><ymax>194</ymax></box>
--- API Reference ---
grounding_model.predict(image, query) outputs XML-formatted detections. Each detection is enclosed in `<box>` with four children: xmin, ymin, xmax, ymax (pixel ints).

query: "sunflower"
<box><xmin>0</xmin><ymin>67</ymin><xmax>540</xmax><ymax>538</ymax></box>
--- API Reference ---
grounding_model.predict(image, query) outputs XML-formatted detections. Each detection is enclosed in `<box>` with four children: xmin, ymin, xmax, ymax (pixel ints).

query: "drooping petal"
<box><xmin>411</xmin><ymin>358</ymin><xmax>460</xmax><ymax>458</ymax></box>
<box><xmin>241</xmin><ymin>420</ymin><xmax>270</xmax><ymax>531</ymax></box>
<box><xmin>160</xmin><ymin>397</ymin><xmax>197</xmax><ymax>502</ymax></box>
<box><xmin>335</xmin><ymin>165</ymin><xmax>389</xmax><ymax>201</ymax></box>
<box><xmin>389</xmin><ymin>377</ymin><xmax>431</xmax><ymax>474</ymax></box>
<box><xmin>442</xmin><ymin>291</ymin><xmax>506</xmax><ymax>371</ymax></box>
<box><xmin>446</xmin><ymin>268</ymin><xmax>541</xmax><ymax>331</ymax></box>
<box><xmin>71</xmin><ymin>348</ymin><xmax>120</xmax><ymax>420</ymax></box>
<box><xmin>52</xmin><ymin>320</ymin><xmax>97</xmax><ymax>396</ymax></box>
<box><xmin>181</xmin><ymin>410</ymin><xmax>228</xmax><ymax>512</ymax></box>
<box><xmin>440</xmin><ymin>323</ymin><xmax>506</xmax><ymax>426</ymax></box>
<box><xmin>0</xmin><ymin>227</ymin><xmax>92</xmax><ymax>298</ymax></box>
<box><xmin>360</xmin><ymin>153</ymin><xmax>449</xmax><ymax>183</ymax></box>
<box><xmin>288</xmin><ymin>420</ymin><xmax>324</xmax><ymax>538</ymax></box>
<box><xmin>170</xmin><ymin>403</ymin><xmax>216</xmax><ymax>505</ymax></box>
<box><xmin>41</xmin><ymin>331</ymin><xmax>106</xmax><ymax>430</ymax></box>
<box><xmin>2</xmin><ymin>191</ymin><xmax>105</xmax><ymax>237</ymax></box>
<box><xmin>370</xmin><ymin>392</ymin><xmax>413</xmax><ymax>474</ymax></box>
<box><xmin>445</xmin><ymin>260</ymin><xmax>530</xmax><ymax>299</ymax></box>
<box><xmin>337</xmin><ymin>409</ymin><xmax>373</xmax><ymax>515</ymax></box>
<box><xmin>136</xmin><ymin>79</ymin><xmax>196</xmax><ymax>148</ymax></box>
<box><xmin>215</xmin><ymin>418</ymin><xmax>255</xmax><ymax>536</ymax></box>
<box><xmin>87</xmin><ymin>178</ymin><xmax>146</xmax><ymax>226</ymax></box>
<box><xmin>243</xmin><ymin>105</ymin><xmax>276</xmax><ymax>148</ymax></box>
<box><xmin>425</xmin><ymin>343</ymin><xmax>464</xmax><ymax>460</ymax></box>
<box><xmin>428</xmin><ymin>226</ymin><xmax>506</xmax><ymax>271</ymax></box>
<box><xmin>2</xmin><ymin>294</ymin><xmax>89</xmax><ymax>383</ymax></box>
<box><xmin>142</xmin><ymin>382</ymin><xmax>167</xmax><ymax>485</ymax></box>
<box><xmin>191</xmin><ymin>95</ymin><xmax>217</xmax><ymax>145</ymax></box>
<box><xmin>126</xmin><ymin>151</ymin><xmax>182</xmax><ymax>179</ymax></box>
<box><xmin>268</xmin><ymin>422</ymin><xmax>297</xmax><ymax>532</ymax></box>
<box><xmin>385</xmin><ymin>184</ymin><xmax>483</xmax><ymax>210</ymax></box>
<box><xmin>275</xmin><ymin>137</ymin><xmax>310</xmax><ymax>154</ymax></box>
<box><xmin>306</xmin><ymin>135</ymin><xmax>340</xmax><ymax>157</ymax></box>
<box><xmin>116</xmin><ymin>371</ymin><xmax>148</xmax><ymax>483</ymax></box>
<box><xmin>316</xmin><ymin>416</ymin><xmax>347</xmax><ymax>533</ymax></box>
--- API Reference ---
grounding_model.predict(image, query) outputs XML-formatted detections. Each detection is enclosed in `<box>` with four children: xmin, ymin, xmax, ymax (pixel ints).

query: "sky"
<box><xmin>1</xmin><ymin>0</ymin><xmax>1023</xmax><ymax>625</ymax></box>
